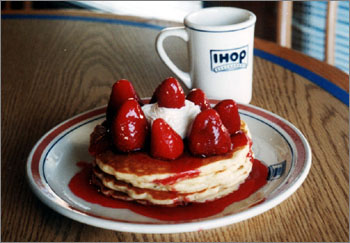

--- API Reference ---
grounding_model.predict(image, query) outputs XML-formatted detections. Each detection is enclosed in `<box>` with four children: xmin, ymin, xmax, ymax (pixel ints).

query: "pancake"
<box><xmin>89</xmin><ymin>120</ymin><xmax>254</xmax><ymax>206</ymax></box>
<box><xmin>93</xmin><ymin>156</ymin><xmax>252</xmax><ymax>206</ymax></box>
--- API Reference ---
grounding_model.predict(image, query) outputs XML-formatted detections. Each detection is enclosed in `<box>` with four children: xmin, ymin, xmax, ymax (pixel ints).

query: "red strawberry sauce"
<box><xmin>68</xmin><ymin>159</ymin><xmax>268</xmax><ymax>221</ymax></box>
<box><xmin>152</xmin><ymin>170</ymin><xmax>200</xmax><ymax>186</ymax></box>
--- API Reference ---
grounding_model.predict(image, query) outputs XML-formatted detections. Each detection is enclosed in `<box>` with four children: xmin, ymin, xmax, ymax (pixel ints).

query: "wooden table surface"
<box><xmin>2</xmin><ymin>10</ymin><xmax>349</xmax><ymax>242</ymax></box>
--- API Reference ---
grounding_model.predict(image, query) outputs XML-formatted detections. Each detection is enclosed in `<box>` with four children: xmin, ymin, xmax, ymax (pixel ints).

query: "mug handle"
<box><xmin>156</xmin><ymin>27</ymin><xmax>192</xmax><ymax>89</ymax></box>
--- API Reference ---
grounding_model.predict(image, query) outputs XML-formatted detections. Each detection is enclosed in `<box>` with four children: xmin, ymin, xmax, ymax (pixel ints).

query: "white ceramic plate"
<box><xmin>26</xmin><ymin>102</ymin><xmax>311</xmax><ymax>233</ymax></box>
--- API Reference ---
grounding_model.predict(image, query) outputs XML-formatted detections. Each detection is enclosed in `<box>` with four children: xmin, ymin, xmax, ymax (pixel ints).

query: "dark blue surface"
<box><xmin>2</xmin><ymin>13</ymin><xmax>348</xmax><ymax>105</ymax></box>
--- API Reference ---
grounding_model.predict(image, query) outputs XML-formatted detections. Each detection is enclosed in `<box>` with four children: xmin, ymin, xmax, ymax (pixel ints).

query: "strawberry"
<box><xmin>106</xmin><ymin>79</ymin><xmax>142</xmax><ymax>123</ymax></box>
<box><xmin>154</xmin><ymin>77</ymin><xmax>185</xmax><ymax>108</ymax></box>
<box><xmin>151</xmin><ymin>118</ymin><xmax>184</xmax><ymax>160</ymax></box>
<box><xmin>111</xmin><ymin>99</ymin><xmax>148</xmax><ymax>152</ymax></box>
<box><xmin>214</xmin><ymin>99</ymin><xmax>241</xmax><ymax>135</ymax></box>
<box><xmin>149</xmin><ymin>84</ymin><xmax>160</xmax><ymax>104</ymax></box>
<box><xmin>186</xmin><ymin>88</ymin><xmax>211</xmax><ymax>111</ymax></box>
<box><xmin>88</xmin><ymin>125</ymin><xmax>111</xmax><ymax>156</ymax></box>
<box><xmin>188</xmin><ymin>109</ymin><xmax>232</xmax><ymax>156</ymax></box>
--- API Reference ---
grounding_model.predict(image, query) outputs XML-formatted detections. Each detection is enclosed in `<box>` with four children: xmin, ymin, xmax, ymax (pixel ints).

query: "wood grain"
<box><xmin>1</xmin><ymin>11</ymin><xmax>348</xmax><ymax>242</ymax></box>
<box><xmin>255</xmin><ymin>38</ymin><xmax>349</xmax><ymax>92</ymax></box>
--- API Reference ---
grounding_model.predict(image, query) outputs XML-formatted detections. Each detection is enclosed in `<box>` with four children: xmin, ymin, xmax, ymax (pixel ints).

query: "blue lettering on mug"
<box><xmin>210</xmin><ymin>45</ymin><xmax>248</xmax><ymax>73</ymax></box>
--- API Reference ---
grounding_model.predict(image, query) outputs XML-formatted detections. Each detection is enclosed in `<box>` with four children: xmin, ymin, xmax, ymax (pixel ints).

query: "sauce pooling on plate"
<box><xmin>68</xmin><ymin>159</ymin><xmax>267</xmax><ymax>221</ymax></box>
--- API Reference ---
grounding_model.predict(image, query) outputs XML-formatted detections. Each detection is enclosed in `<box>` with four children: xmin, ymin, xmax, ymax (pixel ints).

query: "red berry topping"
<box><xmin>214</xmin><ymin>99</ymin><xmax>241</xmax><ymax>135</ymax></box>
<box><xmin>88</xmin><ymin>125</ymin><xmax>111</xmax><ymax>156</ymax></box>
<box><xmin>186</xmin><ymin>88</ymin><xmax>211</xmax><ymax>111</ymax></box>
<box><xmin>155</xmin><ymin>77</ymin><xmax>185</xmax><ymax>108</ymax></box>
<box><xmin>188</xmin><ymin>109</ymin><xmax>232</xmax><ymax>156</ymax></box>
<box><xmin>111</xmin><ymin>99</ymin><xmax>148</xmax><ymax>152</ymax></box>
<box><xmin>149</xmin><ymin>84</ymin><xmax>160</xmax><ymax>104</ymax></box>
<box><xmin>106</xmin><ymin>79</ymin><xmax>142</xmax><ymax>123</ymax></box>
<box><xmin>151</xmin><ymin>118</ymin><xmax>184</xmax><ymax>160</ymax></box>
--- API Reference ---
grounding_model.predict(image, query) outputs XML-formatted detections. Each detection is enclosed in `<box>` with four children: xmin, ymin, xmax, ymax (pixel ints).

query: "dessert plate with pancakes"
<box><xmin>26</xmin><ymin>100</ymin><xmax>311</xmax><ymax>233</ymax></box>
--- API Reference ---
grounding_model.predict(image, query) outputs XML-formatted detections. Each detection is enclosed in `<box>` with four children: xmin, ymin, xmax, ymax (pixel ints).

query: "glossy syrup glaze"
<box><xmin>92</xmin><ymin>166</ymin><xmax>185</xmax><ymax>200</ymax></box>
<box><xmin>68</xmin><ymin>158</ymin><xmax>268</xmax><ymax>221</ymax></box>
<box><xmin>94</xmin><ymin>126</ymin><xmax>250</xmax><ymax>178</ymax></box>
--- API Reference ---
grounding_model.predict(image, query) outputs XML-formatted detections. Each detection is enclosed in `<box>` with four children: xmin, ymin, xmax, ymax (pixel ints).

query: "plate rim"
<box><xmin>26</xmin><ymin>102</ymin><xmax>312</xmax><ymax>233</ymax></box>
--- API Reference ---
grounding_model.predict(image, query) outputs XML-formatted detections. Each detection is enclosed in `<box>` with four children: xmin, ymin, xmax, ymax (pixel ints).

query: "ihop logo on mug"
<box><xmin>210</xmin><ymin>45</ymin><xmax>248</xmax><ymax>73</ymax></box>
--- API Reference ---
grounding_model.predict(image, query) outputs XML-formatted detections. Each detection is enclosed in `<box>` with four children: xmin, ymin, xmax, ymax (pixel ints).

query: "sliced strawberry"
<box><xmin>155</xmin><ymin>77</ymin><xmax>185</xmax><ymax>108</ymax></box>
<box><xmin>111</xmin><ymin>99</ymin><xmax>148</xmax><ymax>152</ymax></box>
<box><xmin>188</xmin><ymin>109</ymin><xmax>232</xmax><ymax>156</ymax></box>
<box><xmin>88</xmin><ymin>125</ymin><xmax>112</xmax><ymax>156</ymax></box>
<box><xmin>214</xmin><ymin>99</ymin><xmax>241</xmax><ymax>135</ymax></box>
<box><xmin>151</xmin><ymin>118</ymin><xmax>184</xmax><ymax>160</ymax></box>
<box><xmin>106</xmin><ymin>79</ymin><xmax>142</xmax><ymax>123</ymax></box>
<box><xmin>186</xmin><ymin>88</ymin><xmax>211</xmax><ymax>111</ymax></box>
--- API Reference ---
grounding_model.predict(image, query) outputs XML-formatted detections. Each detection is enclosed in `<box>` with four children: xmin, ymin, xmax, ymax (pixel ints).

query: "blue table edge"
<box><xmin>2</xmin><ymin>13</ymin><xmax>348</xmax><ymax>106</ymax></box>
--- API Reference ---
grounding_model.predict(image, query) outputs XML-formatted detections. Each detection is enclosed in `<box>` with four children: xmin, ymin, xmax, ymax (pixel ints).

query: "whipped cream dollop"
<box><xmin>141</xmin><ymin>100</ymin><xmax>201</xmax><ymax>139</ymax></box>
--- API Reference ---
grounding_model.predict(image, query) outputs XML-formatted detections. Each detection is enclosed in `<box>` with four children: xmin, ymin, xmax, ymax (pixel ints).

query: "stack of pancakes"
<box><xmin>90</xmin><ymin>120</ymin><xmax>253</xmax><ymax>206</ymax></box>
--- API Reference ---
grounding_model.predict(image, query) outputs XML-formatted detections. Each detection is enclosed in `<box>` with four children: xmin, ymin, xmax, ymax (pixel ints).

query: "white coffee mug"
<box><xmin>156</xmin><ymin>7</ymin><xmax>256</xmax><ymax>104</ymax></box>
